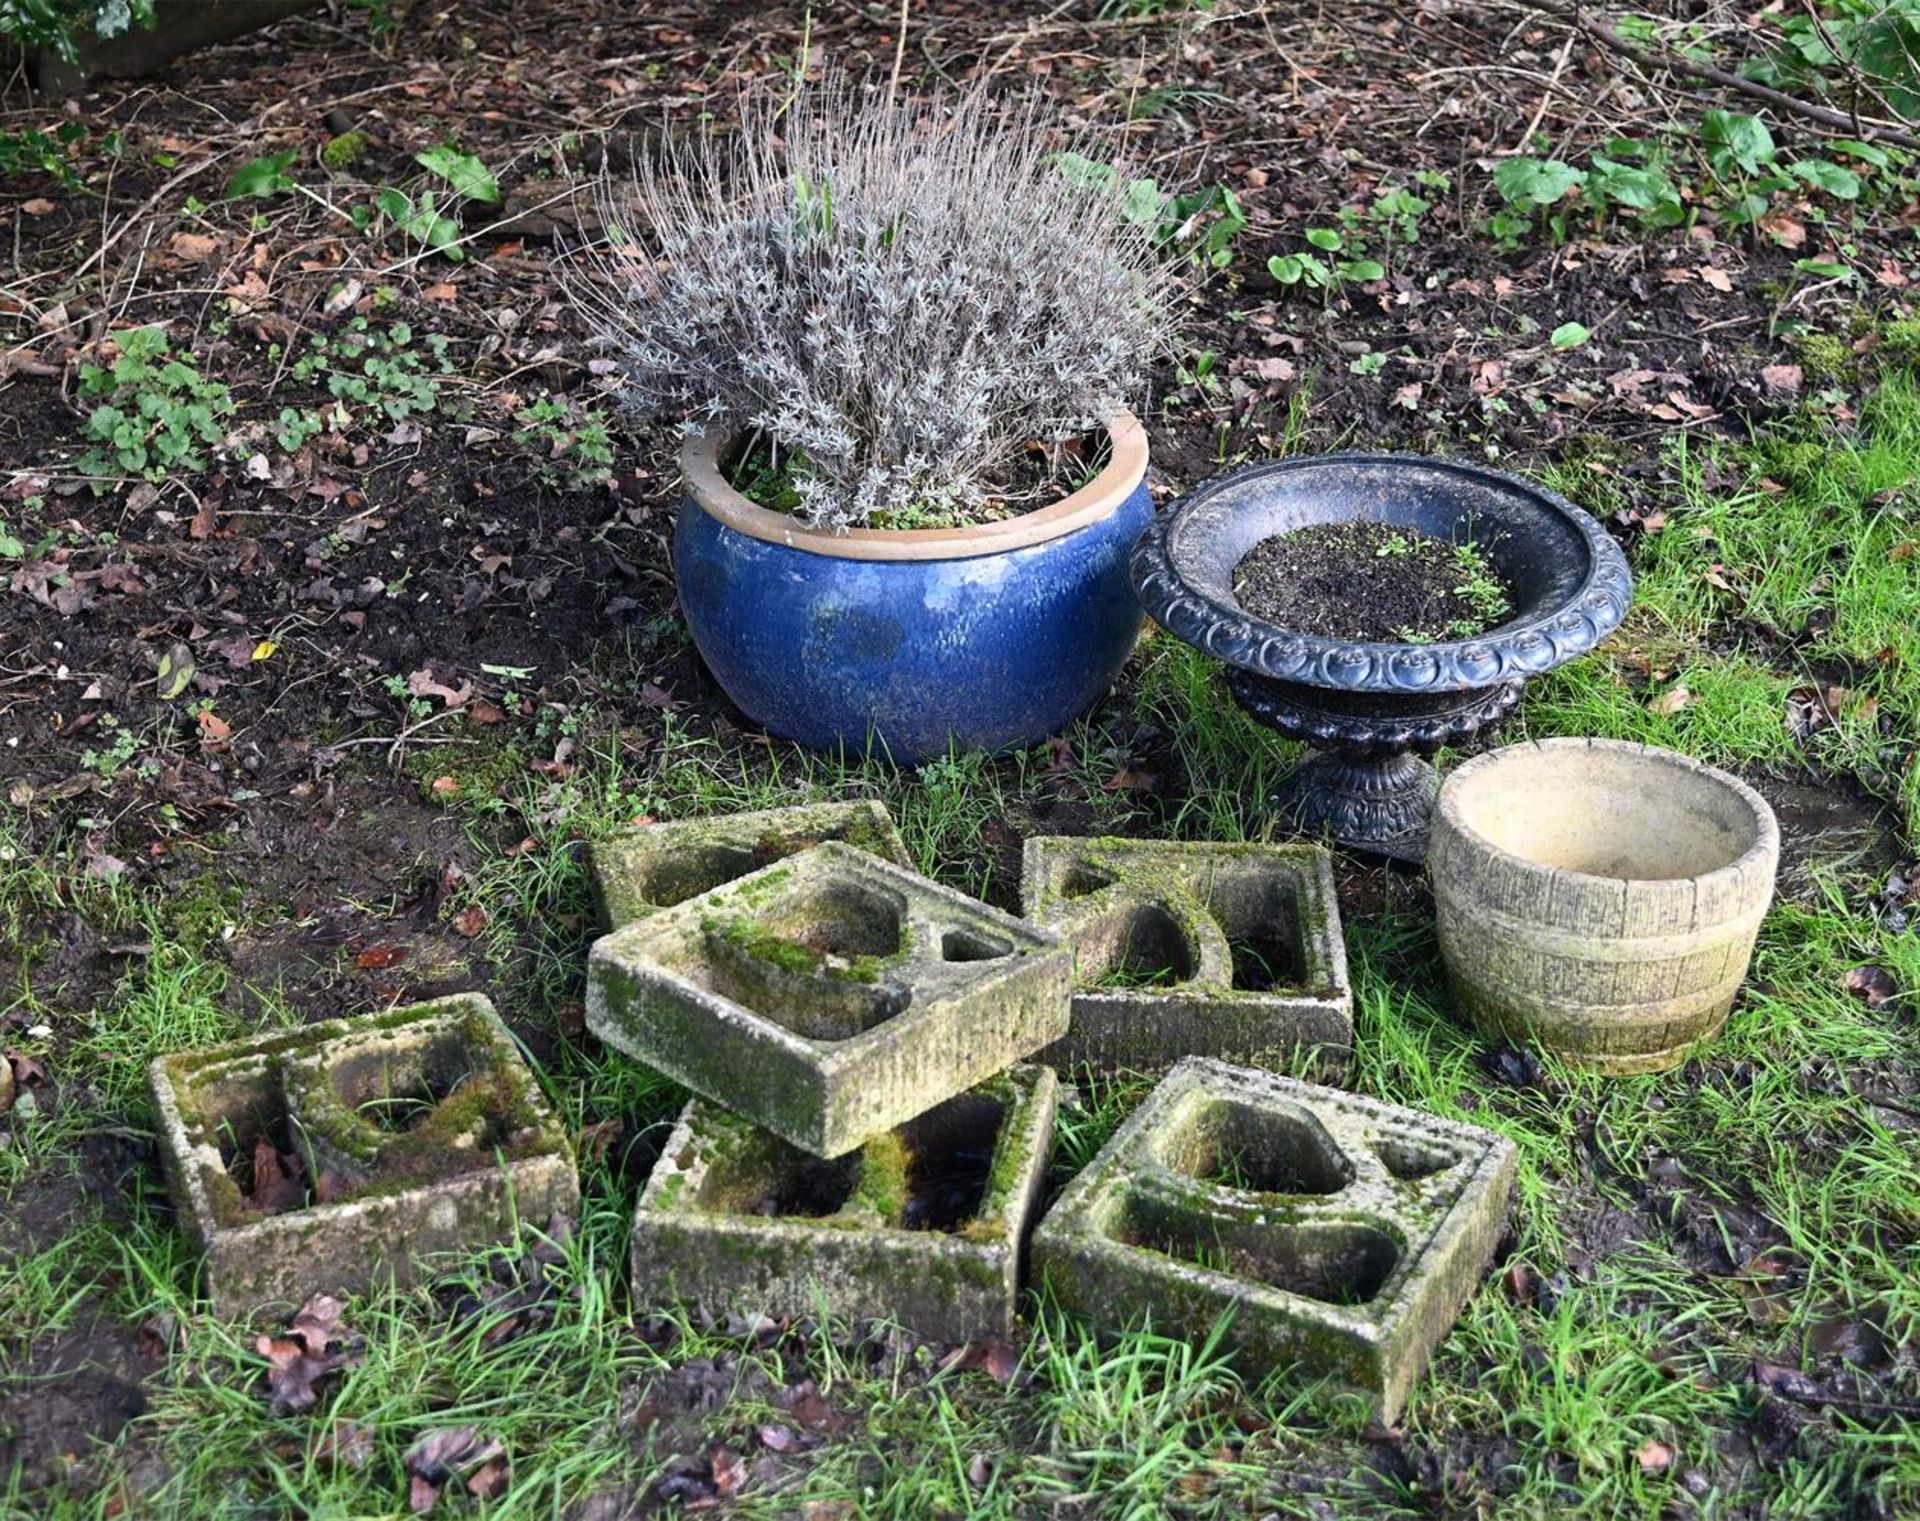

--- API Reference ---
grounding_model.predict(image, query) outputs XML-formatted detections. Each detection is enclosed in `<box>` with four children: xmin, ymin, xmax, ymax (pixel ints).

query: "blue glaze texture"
<box><xmin>674</xmin><ymin>479</ymin><xmax>1153</xmax><ymax>766</ymax></box>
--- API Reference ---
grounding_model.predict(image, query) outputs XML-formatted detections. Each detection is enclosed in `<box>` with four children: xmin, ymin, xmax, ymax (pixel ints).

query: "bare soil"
<box><xmin>1232</xmin><ymin>522</ymin><xmax>1513</xmax><ymax>642</ymax></box>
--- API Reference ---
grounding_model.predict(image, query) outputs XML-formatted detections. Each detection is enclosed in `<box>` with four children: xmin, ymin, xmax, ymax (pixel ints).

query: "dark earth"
<box><xmin>1231</xmin><ymin>520</ymin><xmax>1516</xmax><ymax>642</ymax></box>
<box><xmin>1</xmin><ymin>0</ymin><xmax>1917</xmax><ymax>1509</ymax></box>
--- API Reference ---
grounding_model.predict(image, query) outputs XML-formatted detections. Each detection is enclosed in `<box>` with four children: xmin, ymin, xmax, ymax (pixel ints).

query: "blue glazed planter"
<box><xmin>674</xmin><ymin>413</ymin><xmax>1153</xmax><ymax>767</ymax></box>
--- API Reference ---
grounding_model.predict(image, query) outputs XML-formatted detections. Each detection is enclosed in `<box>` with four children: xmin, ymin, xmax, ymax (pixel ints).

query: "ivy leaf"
<box><xmin>1789</xmin><ymin>159</ymin><xmax>1861</xmax><ymax>200</ymax></box>
<box><xmin>226</xmin><ymin>149</ymin><xmax>299</xmax><ymax>199</ymax></box>
<box><xmin>414</xmin><ymin>144</ymin><xmax>500</xmax><ymax>205</ymax></box>
<box><xmin>1829</xmin><ymin>138</ymin><xmax>1890</xmax><ymax>168</ymax></box>
<box><xmin>1550</xmin><ymin>322</ymin><xmax>1591</xmax><ymax>350</ymax></box>
<box><xmin>1049</xmin><ymin>151</ymin><xmax>1117</xmax><ymax>192</ymax></box>
<box><xmin>1338</xmin><ymin>258</ymin><xmax>1386</xmax><ymax>283</ymax></box>
<box><xmin>1492</xmin><ymin>157</ymin><xmax>1585</xmax><ymax>207</ymax></box>
<box><xmin>1700</xmin><ymin>111</ymin><xmax>1776</xmax><ymax>177</ymax></box>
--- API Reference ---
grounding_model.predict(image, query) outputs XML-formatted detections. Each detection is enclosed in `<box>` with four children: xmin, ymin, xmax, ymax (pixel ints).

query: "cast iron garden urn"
<box><xmin>1130</xmin><ymin>453</ymin><xmax>1632</xmax><ymax>861</ymax></box>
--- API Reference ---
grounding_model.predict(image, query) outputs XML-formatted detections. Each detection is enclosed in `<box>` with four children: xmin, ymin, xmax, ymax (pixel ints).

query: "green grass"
<box><xmin>4</xmin><ymin>379</ymin><xmax>1920</xmax><ymax>1517</ymax></box>
<box><xmin>1530</xmin><ymin>371</ymin><xmax>1920</xmax><ymax>833</ymax></box>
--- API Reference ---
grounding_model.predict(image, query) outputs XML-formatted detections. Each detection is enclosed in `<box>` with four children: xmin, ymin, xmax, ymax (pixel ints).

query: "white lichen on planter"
<box><xmin>1032</xmin><ymin>1058</ymin><xmax>1515</xmax><ymax>1422</ymax></box>
<box><xmin>586</xmin><ymin>842</ymin><xmax>1071</xmax><ymax>1157</ymax></box>
<box><xmin>1021</xmin><ymin>837</ymin><xmax>1351</xmax><ymax>1077</ymax></box>
<box><xmin>631</xmin><ymin>1066</ymin><xmax>1057</xmax><ymax>1341</ymax></box>
<box><xmin>149</xmin><ymin>994</ymin><xmax>578</xmax><ymax>1318</ymax></box>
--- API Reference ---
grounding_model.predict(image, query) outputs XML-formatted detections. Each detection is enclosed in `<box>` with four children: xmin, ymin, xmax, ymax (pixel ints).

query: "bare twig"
<box><xmin>886</xmin><ymin>0</ymin><xmax>910</xmax><ymax>109</ymax></box>
<box><xmin>68</xmin><ymin>148</ymin><xmax>236</xmax><ymax>288</ymax></box>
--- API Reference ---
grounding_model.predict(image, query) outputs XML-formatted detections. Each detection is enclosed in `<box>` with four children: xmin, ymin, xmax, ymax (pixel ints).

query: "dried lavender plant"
<box><xmin>578</xmin><ymin>80</ymin><xmax>1183</xmax><ymax>531</ymax></box>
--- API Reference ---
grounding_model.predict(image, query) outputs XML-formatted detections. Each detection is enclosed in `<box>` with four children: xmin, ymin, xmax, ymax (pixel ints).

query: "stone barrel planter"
<box><xmin>1430</xmin><ymin>739</ymin><xmax>1778</xmax><ymax>1075</ymax></box>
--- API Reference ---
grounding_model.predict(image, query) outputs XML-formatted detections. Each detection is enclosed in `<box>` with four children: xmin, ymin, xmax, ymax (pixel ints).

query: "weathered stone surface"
<box><xmin>1431</xmin><ymin>738</ymin><xmax>1779</xmax><ymax>1074</ymax></box>
<box><xmin>1032</xmin><ymin>1057</ymin><xmax>1514</xmax><ymax>1421</ymax></box>
<box><xmin>1021</xmin><ymin>837</ymin><xmax>1351</xmax><ymax>1077</ymax></box>
<box><xmin>590</xmin><ymin>801</ymin><xmax>913</xmax><ymax>932</ymax></box>
<box><xmin>150</xmin><ymin>994</ymin><xmax>578</xmax><ymax>1318</ymax></box>
<box><xmin>631</xmin><ymin>1066</ymin><xmax>1057</xmax><ymax>1341</ymax></box>
<box><xmin>587</xmin><ymin>842</ymin><xmax>1071</xmax><ymax>1157</ymax></box>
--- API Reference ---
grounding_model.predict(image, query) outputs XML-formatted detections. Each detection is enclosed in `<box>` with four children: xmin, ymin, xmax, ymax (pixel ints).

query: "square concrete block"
<box><xmin>150</xmin><ymin>994</ymin><xmax>578</xmax><ymax>1318</ymax></box>
<box><xmin>587</xmin><ymin>842</ymin><xmax>1071</xmax><ymax>1157</ymax></box>
<box><xmin>590</xmin><ymin>801</ymin><xmax>913</xmax><ymax>931</ymax></box>
<box><xmin>1021</xmin><ymin>837</ymin><xmax>1352</xmax><ymax>1078</ymax></box>
<box><xmin>631</xmin><ymin>1065</ymin><xmax>1057</xmax><ymax>1341</ymax></box>
<box><xmin>1032</xmin><ymin>1058</ymin><xmax>1515</xmax><ymax>1421</ymax></box>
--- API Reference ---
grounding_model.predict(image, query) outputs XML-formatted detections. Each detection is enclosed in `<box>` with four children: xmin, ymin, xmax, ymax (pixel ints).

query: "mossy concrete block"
<box><xmin>1021</xmin><ymin>837</ymin><xmax>1352</xmax><ymax>1077</ymax></box>
<box><xmin>1031</xmin><ymin>1058</ymin><xmax>1514</xmax><ymax>1421</ymax></box>
<box><xmin>587</xmin><ymin>842</ymin><xmax>1071</xmax><ymax>1156</ymax></box>
<box><xmin>631</xmin><ymin>1065</ymin><xmax>1057</xmax><ymax>1341</ymax></box>
<box><xmin>589</xmin><ymin>801</ymin><xmax>913</xmax><ymax>931</ymax></box>
<box><xmin>149</xmin><ymin>995</ymin><xmax>578</xmax><ymax>1318</ymax></box>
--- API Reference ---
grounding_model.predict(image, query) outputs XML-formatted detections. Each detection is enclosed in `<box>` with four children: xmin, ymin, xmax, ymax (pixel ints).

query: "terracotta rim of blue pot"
<box><xmin>679</xmin><ymin>409</ymin><xmax>1150</xmax><ymax>560</ymax></box>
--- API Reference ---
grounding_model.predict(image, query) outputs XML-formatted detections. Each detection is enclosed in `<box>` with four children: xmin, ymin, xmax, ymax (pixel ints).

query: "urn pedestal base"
<box><xmin>1227</xmin><ymin>670</ymin><xmax>1526</xmax><ymax>863</ymax></box>
<box><xmin>1272</xmin><ymin>751</ymin><xmax>1439</xmax><ymax>864</ymax></box>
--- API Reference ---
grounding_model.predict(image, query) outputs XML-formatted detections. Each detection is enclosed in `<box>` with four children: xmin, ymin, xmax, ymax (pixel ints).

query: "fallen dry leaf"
<box><xmin>1636</xmin><ymin>1437</ymin><xmax>1676</xmax><ymax>1474</ymax></box>
<box><xmin>1760</xmin><ymin>363</ymin><xmax>1804</xmax><ymax>398</ymax></box>
<box><xmin>246</xmin><ymin>1137</ymin><xmax>308</xmax><ymax>1213</ymax></box>
<box><xmin>312</xmin><ymin>1418</ymin><xmax>375</xmax><ymax>1472</ymax></box>
<box><xmin>1102</xmin><ymin>766</ymin><xmax>1159</xmax><ymax>794</ymax></box>
<box><xmin>22</xmin><ymin>197</ymin><xmax>55</xmax><ymax>216</ymax></box>
<box><xmin>1648</xmin><ymin>683</ymin><xmax>1693</xmax><ymax>716</ymax></box>
<box><xmin>709</xmin><ymin>1444</ymin><xmax>747</xmax><ymax>1498</ymax></box>
<box><xmin>1700</xmin><ymin>266</ymin><xmax>1734</xmax><ymax>292</ymax></box>
<box><xmin>354</xmin><ymin>944</ymin><xmax>409</xmax><ymax>970</ymax></box>
<box><xmin>405</xmin><ymin>1427</ymin><xmax>507</xmax><ymax>1514</ymax></box>
<box><xmin>257</xmin><ymin>1294</ymin><xmax>358</xmax><ymax>1415</ymax></box>
<box><xmin>170</xmin><ymin>231</ymin><xmax>220</xmax><ymax>262</ymax></box>
<box><xmin>1785</xmin><ymin>685</ymin><xmax>1847</xmax><ymax>739</ymax></box>
<box><xmin>406</xmin><ymin>668</ymin><xmax>472</xmax><ymax>709</ymax></box>
<box><xmin>1760</xmin><ymin>211</ymin><xmax>1807</xmax><ymax>249</ymax></box>
<box><xmin>940</xmin><ymin>1337</ymin><xmax>1021</xmax><ymax>1383</ymax></box>
<box><xmin>451</xmin><ymin>904</ymin><xmax>487</xmax><ymax>937</ymax></box>
<box><xmin>1845</xmin><ymin>965</ymin><xmax>1898</xmax><ymax>1008</ymax></box>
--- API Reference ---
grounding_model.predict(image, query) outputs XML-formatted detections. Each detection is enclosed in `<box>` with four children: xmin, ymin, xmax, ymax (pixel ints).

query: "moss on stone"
<box><xmin>200</xmin><ymin>1162</ymin><xmax>251</xmax><ymax>1228</ymax></box>
<box><xmin>321</xmin><ymin>130</ymin><xmax>372</xmax><ymax>168</ymax></box>
<box><xmin>706</xmin><ymin>912</ymin><xmax>895</xmax><ymax>985</ymax></box>
<box><xmin>851</xmin><ymin>1130</ymin><xmax>911</xmax><ymax>1227</ymax></box>
<box><xmin>1792</xmin><ymin>332</ymin><xmax>1855</xmax><ymax>382</ymax></box>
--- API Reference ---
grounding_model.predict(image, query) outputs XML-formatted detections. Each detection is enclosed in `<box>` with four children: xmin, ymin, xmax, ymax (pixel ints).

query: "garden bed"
<box><xmin>2</xmin><ymin>0</ymin><xmax>1917</xmax><ymax>1515</ymax></box>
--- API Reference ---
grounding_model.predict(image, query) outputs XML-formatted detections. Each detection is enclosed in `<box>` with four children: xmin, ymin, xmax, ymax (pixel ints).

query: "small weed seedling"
<box><xmin>1052</xmin><ymin>152</ymin><xmax>1247</xmax><ymax>270</ymax></box>
<box><xmin>78</xmin><ymin>327</ymin><xmax>236</xmax><ymax>482</ymax></box>
<box><xmin>290</xmin><ymin>318</ymin><xmax>452</xmax><ymax>426</ymax></box>
<box><xmin>512</xmin><ymin>395</ymin><xmax>616</xmax><ymax>489</ymax></box>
